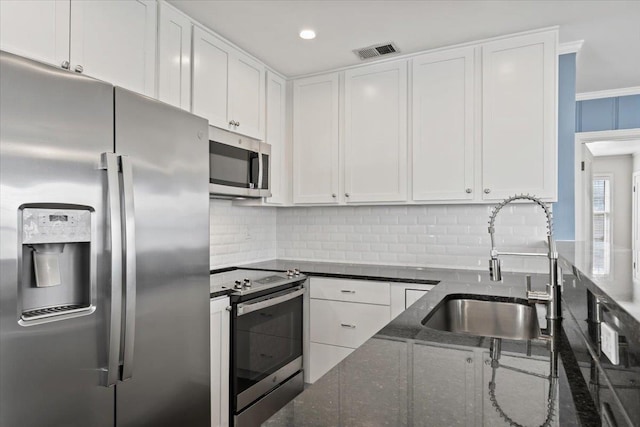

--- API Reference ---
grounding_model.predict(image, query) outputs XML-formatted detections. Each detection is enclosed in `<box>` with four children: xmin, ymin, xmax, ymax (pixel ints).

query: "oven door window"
<box><xmin>234</xmin><ymin>294</ymin><xmax>302</xmax><ymax>397</ymax></box>
<box><xmin>210</xmin><ymin>141</ymin><xmax>259</xmax><ymax>188</ymax></box>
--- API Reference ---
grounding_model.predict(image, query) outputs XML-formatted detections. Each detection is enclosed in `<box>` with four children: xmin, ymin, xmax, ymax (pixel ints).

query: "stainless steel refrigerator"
<box><xmin>0</xmin><ymin>51</ymin><xmax>211</xmax><ymax>427</ymax></box>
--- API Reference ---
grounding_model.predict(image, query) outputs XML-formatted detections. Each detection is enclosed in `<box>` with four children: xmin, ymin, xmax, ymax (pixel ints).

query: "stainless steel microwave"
<box><xmin>209</xmin><ymin>127</ymin><xmax>270</xmax><ymax>198</ymax></box>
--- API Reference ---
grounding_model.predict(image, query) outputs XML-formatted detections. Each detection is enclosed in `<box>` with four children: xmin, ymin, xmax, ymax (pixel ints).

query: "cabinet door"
<box><xmin>292</xmin><ymin>73</ymin><xmax>340</xmax><ymax>204</ymax></box>
<box><xmin>0</xmin><ymin>0</ymin><xmax>70</xmax><ymax>68</ymax></box>
<box><xmin>481</xmin><ymin>352</ymin><xmax>555</xmax><ymax>427</ymax></box>
<box><xmin>265</xmin><ymin>71</ymin><xmax>287</xmax><ymax>204</ymax></box>
<box><xmin>229</xmin><ymin>52</ymin><xmax>265</xmax><ymax>140</ymax></box>
<box><xmin>412</xmin><ymin>343</ymin><xmax>475</xmax><ymax>426</ymax></box>
<box><xmin>344</xmin><ymin>61</ymin><xmax>408</xmax><ymax>203</ymax></box>
<box><xmin>308</xmin><ymin>342</ymin><xmax>353</xmax><ymax>384</ymax></box>
<box><xmin>157</xmin><ymin>2</ymin><xmax>192</xmax><ymax>110</ymax></box>
<box><xmin>412</xmin><ymin>47</ymin><xmax>475</xmax><ymax>201</ymax></box>
<box><xmin>192</xmin><ymin>26</ymin><xmax>230</xmax><ymax>129</ymax></box>
<box><xmin>69</xmin><ymin>0</ymin><xmax>156</xmax><ymax>97</ymax></box>
<box><xmin>481</xmin><ymin>31</ymin><xmax>557</xmax><ymax>201</ymax></box>
<box><xmin>210</xmin><ymin>297</ymin><xmax>230</xmax><ymax>427</ymax></box>
<box><xmin>390</xmin><ymin>283</ymin><xmax>434</xmax><ymax>319</ymax></box>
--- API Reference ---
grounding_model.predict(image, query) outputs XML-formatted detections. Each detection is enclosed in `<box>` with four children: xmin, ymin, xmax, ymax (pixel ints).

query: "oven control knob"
<box><xmin>234</xmin><ymin>280</ymin><xmax>243</xmax><ymax>290</ymax></box>
<box><xmin>243</xmin><ymin>278</ymin><xmax>252</xmax><ymax>288</ymax></box>
<box><xmin>293</xmin><ymin>269</ymin><xmax>300</xmax><ymax>276</ymax></box>
<box><xmin>286</xmin><ymin>269</ymin><xmax>294</xmax><ymax>278</ymax></box>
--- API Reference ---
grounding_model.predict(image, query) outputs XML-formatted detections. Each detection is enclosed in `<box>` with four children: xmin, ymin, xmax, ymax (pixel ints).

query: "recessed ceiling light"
<box><xmin>299</xmin><ymin>29</ymin><xmax>316</xmax><ymax>40</ymax></box>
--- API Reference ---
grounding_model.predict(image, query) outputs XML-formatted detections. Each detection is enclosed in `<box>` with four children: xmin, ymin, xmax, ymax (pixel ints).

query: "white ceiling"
<box><xmin>586</xmin><ymin>140</ymin><xmax>640</xmax><ymax>157</ymax></box>
<box><xmin>169</xmin><ymin>0</ymin><xmax>640</xmax><ymax>93</ymax></box>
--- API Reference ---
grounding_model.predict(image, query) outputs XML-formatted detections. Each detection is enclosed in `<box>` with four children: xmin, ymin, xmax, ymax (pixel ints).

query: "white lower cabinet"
<box><xmin>390</xmin><ymin>282</ymin><xmax>434</xmax><ymax>319</ymax></box>
<box><xmin>310</xmin><ymin>299</ymin><xmax>390</xmax><ymax>349</ymax></box>
<box><xmin>412</xmin><ymin>343</ymin><xmax>476</xmax><ymax>426</ymax></box>
<box><xmin>308</xmin><ymin>342</ymin><xmax>354</xmax><ymax>383</ymax></box>
<box><xmin>210</xmin><ymin>296</ymin><xmax>230</xmax><ymax>427</ymax></box>
<box><xmin>307</xmin><ymin>278</ymin><xmax>391</xmax><ymax>383</ymax></box>
<box><xmin>481</xmin><ymin>352</ymin><xmax>556</xmax><ymax>426</ymax></box>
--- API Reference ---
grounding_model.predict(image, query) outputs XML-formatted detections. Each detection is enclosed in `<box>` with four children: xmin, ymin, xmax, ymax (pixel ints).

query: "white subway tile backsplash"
<box><xmin>209</xmin><ymin>199</ymin><xmax>550</xmax><ymax>273</ymax></box>
<box><xmin>276</xmin><ymin>204</ymin><xmax>550</xmax><ymax>272</ymax></box>
<box><xmin>209</xmin><ymin>200</ymin><xmax>276</xmax><ymax>269</ymax></box>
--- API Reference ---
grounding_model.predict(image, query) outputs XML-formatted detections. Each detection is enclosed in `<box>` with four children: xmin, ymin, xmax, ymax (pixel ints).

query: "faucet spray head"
<box><xmin>489</xmin><ymin>257</ymin><xmax>502</xmax><ymax>281</ymax></box>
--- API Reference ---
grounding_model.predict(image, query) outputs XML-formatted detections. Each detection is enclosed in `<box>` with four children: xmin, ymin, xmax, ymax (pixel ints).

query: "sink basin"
<box><xmin>422</xmin><ymin>294</ymin><xmax>541</xmax><ymax>340</ymax></box>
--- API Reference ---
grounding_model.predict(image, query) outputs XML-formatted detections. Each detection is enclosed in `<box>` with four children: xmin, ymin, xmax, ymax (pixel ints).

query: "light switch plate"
<box><xmin>600</xmin><ymin>322</ymin><xmax>619</xmax><ymax>365</ymax></box>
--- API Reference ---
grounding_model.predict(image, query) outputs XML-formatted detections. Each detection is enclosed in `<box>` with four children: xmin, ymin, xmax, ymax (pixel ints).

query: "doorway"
<box><xmin>574</xmin><ymin>128</ymin><xmax>640</xmax><ymax>277</ymax></box>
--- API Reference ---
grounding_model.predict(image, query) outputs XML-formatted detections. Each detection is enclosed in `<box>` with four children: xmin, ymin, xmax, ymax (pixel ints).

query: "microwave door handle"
<box><xmin>119</xmin><ymin>155</ymin><xmax>136</xmax><ymax>381</ymax></box>
<box><xmin>100</xmin><ymin>153</ymin><xmax>123</xmax><ymax>387</ymax></box>
<box><xmin>237</xmin><ymin>288</ymin><xmax>305</xmax><ymax>316</ymax></box>
<box><xmin>257</xmin><ymin>149</ymin><xmax>263</xmax><ymax>190</ymax></box>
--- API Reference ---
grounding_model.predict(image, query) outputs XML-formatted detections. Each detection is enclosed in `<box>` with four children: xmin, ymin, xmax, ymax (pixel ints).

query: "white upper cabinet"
<box><xmin>265</xmin><ymin>71</ymin><xmax>288</xmax><ymax>204</ymax></box>
<box><xmin>412</xmin><ymin>47</ymin><xmax>476</xmax><ymax>202</ymax></box>
<box><xmin>0</xmin><ymin>0</ymin><xmax>70</xmax><ymax>68</ymax></box>
<box><xmin>1</xmin><ymin>0</ymin><xmax>156</xmax><ymax>97</ymax></box>
<box><xmin>69</xmin><ymin>0</ymin><xmax>156</xmax><ymax>97</ymax></box>
<box><xmin>293</xmin><ymin>73</ymin><xmax>340</xmax><ymax>204</ymax></box>
<box><xmin>192</xmin><ymin>27</ymin><xmax>230</xmax><ymax>130</ymax></box>
<box><xmin>344</xmin><ymin>61</ymin><xmax>408</xmax><ymax>203</ymax></box>
<box><xmin>481</xmin><ymin>31</ymin><xmax>557</xmax><ymax>201</ymax></box>
<box><xmin>229</xmin><ymin>52</ymin><xmax>266</xmax><ymax>140</ymax></box>
<box><xmin>157</xmin><ymin>2</ymin><xmax>192</xmax><ymax>110</ymax></box>
<box><xmin>192</xmin><ymin>26</ymin><xmax>265</xmax><ymax>140</ymax></box>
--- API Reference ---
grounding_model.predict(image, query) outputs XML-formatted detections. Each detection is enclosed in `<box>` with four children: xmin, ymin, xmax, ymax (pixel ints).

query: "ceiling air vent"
<box><xmin>354</xmin><ymin>42</ymin><xmax>399</xmax><ymax>60</ymax></box>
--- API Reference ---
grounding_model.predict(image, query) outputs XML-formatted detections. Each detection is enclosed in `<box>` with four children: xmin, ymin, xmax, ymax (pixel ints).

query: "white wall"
<box><xmin>276</xmin><ymin>204</ymin><xmax>550</xmax><ymax>272</ymax></box>
<box><xmin>209</xmin><ymin>200</ymin><xmax>277</xmax><ymax>269</ymax></box>
<box><xmin>593</xmin><ymin>155</ymin><xmax>633</xmax><ymax>249</ymax></box>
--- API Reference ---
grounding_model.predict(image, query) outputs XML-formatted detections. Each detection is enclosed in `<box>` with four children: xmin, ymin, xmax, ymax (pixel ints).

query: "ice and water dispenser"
<box><xmin>19</xmin><ymin>206</ymin><xmax>95</xmax><ymax>324</ymax></box>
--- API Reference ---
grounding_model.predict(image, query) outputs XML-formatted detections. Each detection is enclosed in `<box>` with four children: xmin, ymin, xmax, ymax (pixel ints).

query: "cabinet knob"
<box><xmin>484</xmin><ymin>188</ymin><xmax>491</xmax><ymax>194</ymax></box>
<box><xmin>61</xmin><ymin>60</ymin><xmax>70</xmax><ymax>70</ymax></box>
<box><xmin>229</xmin><ymin>120</ymin><xmax>235</xmax><ymax>126</ymax></box>
<box><xmin>465</xmin><ymin>188</ymin><xmax>472</xmax><ymax>194</ymax></box>
<box><xmin>345</xmin><ymin>193</ymin><xmax>350</xmax><ymax>198</ymax></box>
<box><xmin>236</xmin><ymin>121</ymin><xmax>240</xmax><ymax>127</ymax></box>
<box><xmin>225</xmin><ymin>306</ymin><xmax>232</xmax><ymax>312</ymax></box>
<box><xmin>74</xmin><ymin>65</ymin><xmax>84</xmax><ymax>73</ymax></box>
<box><xmin>331</xmin><ymin>193</ymin><xmax>336</xmax><ymax>198</ymax></box>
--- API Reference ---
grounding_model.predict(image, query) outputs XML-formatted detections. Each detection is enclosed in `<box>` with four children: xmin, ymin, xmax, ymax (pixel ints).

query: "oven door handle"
<box><xmin>237</xmin><ymin>287</ymin><xmax>305</xmax><ymax>316</ymax></box>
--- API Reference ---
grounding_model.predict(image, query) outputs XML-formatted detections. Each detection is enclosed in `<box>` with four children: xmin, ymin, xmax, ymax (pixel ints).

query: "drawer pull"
<box><xmin>340</xmin><ymin>323</ymin><xmax>356</xmax><ymax>329</ymax></box>
<box><xmin>340</xmin><ymin>290</ymin><xmax>356</xmax><ymax>294</ymax></box>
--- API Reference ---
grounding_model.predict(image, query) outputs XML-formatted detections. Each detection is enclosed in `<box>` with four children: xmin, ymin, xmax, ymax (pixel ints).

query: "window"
<box><xmin>592</xmin><ymin>175</ymin><xmax>612</xmax><ymax>275</ymax></box>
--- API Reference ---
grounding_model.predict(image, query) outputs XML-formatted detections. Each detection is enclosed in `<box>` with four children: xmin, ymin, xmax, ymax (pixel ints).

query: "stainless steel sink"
<box><xmin>422</xmin><ymin>294</ymin><xmax>541</xmax><ymax>340</ymax></box>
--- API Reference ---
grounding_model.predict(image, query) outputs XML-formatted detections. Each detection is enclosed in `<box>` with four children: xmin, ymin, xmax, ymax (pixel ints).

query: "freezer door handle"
<box><xmin>100</xmin><ymin>153</ymin><xmax>123</xmax><ymax>387</ymax></box>
<box><xmin>119</xmin><ymin>155</ymin><xmax>136</xmax><ymax>381</ymax></box>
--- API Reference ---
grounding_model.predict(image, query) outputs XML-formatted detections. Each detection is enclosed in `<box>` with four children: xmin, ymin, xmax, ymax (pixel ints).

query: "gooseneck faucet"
<box><xmin>488</xmin><ymin>194</ymin><xmax>561</xmax><ymax>321</ymax></box>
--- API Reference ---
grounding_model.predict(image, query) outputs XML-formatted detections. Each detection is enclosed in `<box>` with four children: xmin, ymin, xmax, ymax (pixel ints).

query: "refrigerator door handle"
<box><xmin>100</xmin><ymin>153</ymin><xmax>123</xmax><ymax>387</ymax></box>
<box><xmin>119</xmin><ymin>155</ymin><xmax>136</xmax><ymax>381</ymax></box>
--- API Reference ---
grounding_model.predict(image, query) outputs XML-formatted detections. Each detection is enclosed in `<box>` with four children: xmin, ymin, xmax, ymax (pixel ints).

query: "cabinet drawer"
<box><xmin>310</xmin><ymin>299</ymin><xmax>390</xmax><ymax>348</ymax></box>
<box><xmin>308</xmin><ymin>342</ymin><xmax>354</xmax><ymax>383</ymax></box>
<box><xmin>310</xmin><ymin>277</ymin><xmax>390</xmax><ymax>305</ymax></box>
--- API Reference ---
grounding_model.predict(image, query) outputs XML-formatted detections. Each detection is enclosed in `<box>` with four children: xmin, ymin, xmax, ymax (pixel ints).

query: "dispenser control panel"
<box><xmin>22</xmin><ymin>208</ymin><xmax>91</xmax><ymax>244</ymax></box>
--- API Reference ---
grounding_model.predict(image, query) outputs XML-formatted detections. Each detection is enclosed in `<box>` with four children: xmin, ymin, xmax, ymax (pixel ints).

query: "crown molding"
<box><xmin>558</xmin><ymin>40</ymin><xmax>584</xmax><ymax>55</ymax></box>
<box><xmin>576</xmin><ymin>86</ymin><xmax>640</xmax><ymax>101</ymax></box>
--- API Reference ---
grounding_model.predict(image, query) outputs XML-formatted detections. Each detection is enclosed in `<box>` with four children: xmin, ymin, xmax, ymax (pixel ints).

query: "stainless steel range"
<box><xmin>225</xmin><ymin>270</ymin><xmax>306</xmax><ymax>426</ymax></box>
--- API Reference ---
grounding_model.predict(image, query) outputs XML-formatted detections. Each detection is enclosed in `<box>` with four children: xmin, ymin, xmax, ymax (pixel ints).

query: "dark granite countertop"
<box><xmin>557</xmin><ymin>241</ymin><xmax>640</xmax><ymax>338</ymax></box>
<box><xmin>237</xmin><ymin>258</ymin><xmax>544</xmax><ymax>286</ymax></box>
<box><xmin>264</xmin><ymin>276</ymin><xmax>603</xmax><ymax>426</ymax></box>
